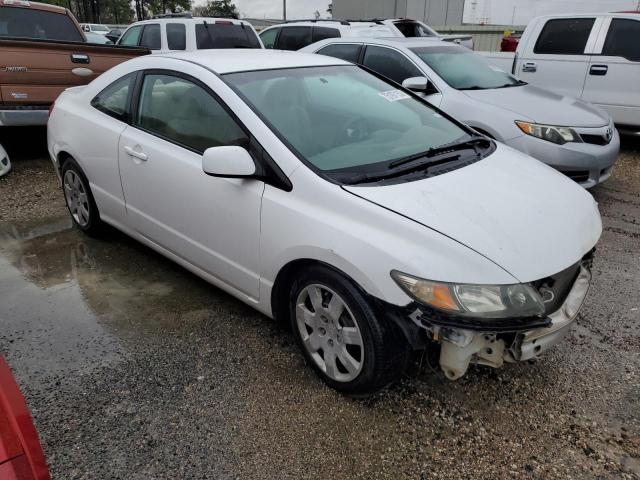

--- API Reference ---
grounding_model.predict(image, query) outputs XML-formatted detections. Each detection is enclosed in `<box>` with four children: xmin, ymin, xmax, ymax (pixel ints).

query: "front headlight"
<box><xmin>391</xmin><ymin>270</ymin><xmax>545</xmax><ymax>319</ymax></box>
<box><xmin>515</xmin><ymin>121</ymin><xmax>581</xmax><ymax>145</ymax></box>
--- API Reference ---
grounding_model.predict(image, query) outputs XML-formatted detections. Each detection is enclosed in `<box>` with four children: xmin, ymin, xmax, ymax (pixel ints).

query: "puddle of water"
<box><xmin>0</xmin><ymin>216</ymin><xmax>244</xmax><ymax>379</ymax></box>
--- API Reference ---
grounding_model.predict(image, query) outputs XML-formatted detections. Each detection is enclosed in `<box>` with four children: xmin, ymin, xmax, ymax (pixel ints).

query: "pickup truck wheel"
<box><xmin>61</xmin><ymin>158</ymin><xmax>103</xmax><ymax>236</ymax></box>
<box><xmin>289</xmin><ymin>265</ymin><xmax>409</xmax><ymax>395</ymax></box>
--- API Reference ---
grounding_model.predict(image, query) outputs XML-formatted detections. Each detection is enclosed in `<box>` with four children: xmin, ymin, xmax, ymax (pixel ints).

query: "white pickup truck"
<box><xmin>482</xmin><ymin>13</ymin><xmax>640</xmax><ymax>134</ymax></box>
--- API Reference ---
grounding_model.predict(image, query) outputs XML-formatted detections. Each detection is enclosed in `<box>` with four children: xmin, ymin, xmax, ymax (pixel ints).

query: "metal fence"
<box><xmin>433</xmin><ymin>24</ymin><xmax>525</xmax><ymax>51</ymax></box>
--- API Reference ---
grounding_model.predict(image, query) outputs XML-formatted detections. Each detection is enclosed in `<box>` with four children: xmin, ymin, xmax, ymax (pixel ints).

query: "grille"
<box><xmin>561</xmin><ymin>170</ymin><xmax>590</xmax><ymax>183</ymax></box>
<box><xmin>580</xmin><ymin>134</ymin><xmax>610</xmax><ymax>146</ymax></box>
<box><xmin>532</xmin><ymin>262</ymin><xmax>581</xmax><ymax>315</ymax></box>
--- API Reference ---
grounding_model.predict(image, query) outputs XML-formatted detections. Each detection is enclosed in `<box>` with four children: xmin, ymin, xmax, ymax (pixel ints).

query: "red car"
<box><xmin>0</xmin><ymin>356</ymin><xmax>50</xmax><ymax>480</ymax></box>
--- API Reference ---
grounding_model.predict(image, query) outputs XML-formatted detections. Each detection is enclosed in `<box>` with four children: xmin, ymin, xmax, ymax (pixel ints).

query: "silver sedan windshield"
<box><xmin>411</xmin><ymin>46</ymin><xmax>521</xmax><ymax>90</ymax></box>
<box><xmin>224</xmin><ymin>66</ymin><xmax>467</xmax><ymax>171</ymax></box>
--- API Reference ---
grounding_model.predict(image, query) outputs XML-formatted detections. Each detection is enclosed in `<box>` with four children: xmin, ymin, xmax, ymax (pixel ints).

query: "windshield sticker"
<box><xmin>378</xmin><ymin>90</ymin><xmax>410</xmax><ymax>102</ymax></box>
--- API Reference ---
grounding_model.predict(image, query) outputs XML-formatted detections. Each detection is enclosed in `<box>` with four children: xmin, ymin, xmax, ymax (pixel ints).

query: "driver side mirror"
<box><xmin>402</xmin><ymin>76</ymin><xmax>438</xmax><ymax>95</ymax></box>
<box><xmin>202</xmin><ymin>146</ymin><xmax>256</xmax><ymax>178</ymax></box>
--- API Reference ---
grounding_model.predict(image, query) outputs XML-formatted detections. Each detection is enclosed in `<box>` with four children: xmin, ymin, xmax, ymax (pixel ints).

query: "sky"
<box><xmin>235</xmin><ymin>0</ymin><xmax>330</xmax><ymax>19</ymax></box>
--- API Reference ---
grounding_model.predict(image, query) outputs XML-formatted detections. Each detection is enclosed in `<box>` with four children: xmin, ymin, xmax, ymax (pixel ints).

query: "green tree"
<box><xmin>145</xmin><ymin>0</ymin><xmax>191</xmax><ymax>17</ymax></box>
<box><xmin>192</xmin><ymin>0</ymin><xmax>239</xmax><ymax>19</ymax></box>
<box><xmin>37</xmin><ymin>0</ymin><xmax>133</xmax><ymax>23</ymax></box>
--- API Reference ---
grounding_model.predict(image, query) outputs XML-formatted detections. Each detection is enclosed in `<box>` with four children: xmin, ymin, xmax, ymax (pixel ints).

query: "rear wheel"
<box><xmin>61</xmin><ymin>157</ymin><xmax>103</xmax><ymax>236</ymax></box>
<box><xmin>289</xmin><ymin>265</ymin><xmax>409</xmax><ymax>395</ymax></box>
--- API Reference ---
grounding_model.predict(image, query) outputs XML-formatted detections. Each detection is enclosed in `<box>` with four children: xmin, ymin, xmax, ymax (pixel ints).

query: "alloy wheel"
<box><xmin>63</xmin><ymin>170</ymin><xmax>90</xmax><ymax>228</ymax></box>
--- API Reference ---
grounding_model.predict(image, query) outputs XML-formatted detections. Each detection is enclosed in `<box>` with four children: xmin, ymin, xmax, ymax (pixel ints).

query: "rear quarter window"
<box><xmin>166</xmin><ymin>23</ymin><xmax>186</xmax><ymax>50</ymax></box>
<box><xmin>0</xmin><ymin>7</ymin><xmax>83</xmax><ymax>41</ymax></box>
<box><xmin>195</xmin><ymin>23</ymin><xmax>261</xmax><ymax>49</ymax></box>
<box><xmin>276</xmin><ymin>26</ymin><xmax>312</xmax><ymax>50</ymax></box>
<box><xmin>534</xmin><ymin>18</ymin><xmax>595</xmax><ymax>55</ymax></box>
<box><xmin>312</xmin><ymin>26</ymin><xmax>340</xmax><ymax>43</ymax></box>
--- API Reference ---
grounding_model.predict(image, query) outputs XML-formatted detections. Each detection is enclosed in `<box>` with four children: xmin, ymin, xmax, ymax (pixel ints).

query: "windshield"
<box><xmin>411</xmin><ymin>46</ymin><xmax>522</xmax><ymax>90</ymax></box>
<box><xmin>195</xmin><ymin>23</ymin><xmax>261</xmax><ymax>49</ymax></box>
<box><xmin>225</xmin><ymin>66</ymin><xmax>468</xmax><ymax>173</ymax></box>
<box><xmin>92</xmin><ymin>24</ymin><xmax>109</xmax><ymax>32</ymax></box>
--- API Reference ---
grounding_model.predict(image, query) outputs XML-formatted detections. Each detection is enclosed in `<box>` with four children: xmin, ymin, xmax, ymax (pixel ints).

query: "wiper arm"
<box><xmin>495</xmin><ymin>80</ymin><xmax>527</xmax><ymax>88</ymax></box>
<box><xmin>346</xmin><ymin>154</ymin><xmax>461</xmax><ymax>185</ymax></box>
<box><xmin>388</xmin><ymin>137</ymin><xmax>490</xmax><ymax>169</ymax></box>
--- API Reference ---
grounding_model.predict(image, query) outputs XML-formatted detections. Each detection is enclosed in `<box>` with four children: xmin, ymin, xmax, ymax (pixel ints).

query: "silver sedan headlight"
<box><xmin>515</xmin><ymin>121</ymin><xmax>582</xmax><ymax>145</ymax></box>
<box><xmin>391</xmin><ymin>270</ymin><xmax>546</xmax><ymax>319</ymax></box>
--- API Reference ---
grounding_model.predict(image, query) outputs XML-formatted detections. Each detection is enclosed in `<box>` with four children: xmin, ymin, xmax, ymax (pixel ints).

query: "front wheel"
<box><xmin>289</xmin><ymin>265</ymin><xmax>409</xmax><ymax>395</ymax></box>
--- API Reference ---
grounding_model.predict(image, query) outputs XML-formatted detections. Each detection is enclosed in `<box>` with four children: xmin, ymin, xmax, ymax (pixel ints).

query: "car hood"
<box><xmin>343</xmin><ymin>144</ymin><xmax>602</xmax><ymax>283</ymax></box>
<box><xmin>463</xmin><ymin>85</ymin><xmax>610</xmax><ymax>127</ymax></box>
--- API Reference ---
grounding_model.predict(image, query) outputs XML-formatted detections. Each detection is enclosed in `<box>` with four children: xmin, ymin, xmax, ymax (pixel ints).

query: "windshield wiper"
<box><xmin>495</xmin><ymin>80</ymin><xmax>528</xmax><ymax>88</ymax></box>
<box><xmin>459</xmin><ymin>85</ymin><xmax>487</xmax><ymax>91</ymax></box>
<box><xmin>388</xmin><ymin>137</ymin><xmax>490</xmax><ymax>169</ymax></box>
<box><xmin>345</xmin><ymin>154</ymin><xmax>462</xmax><ymax>185</ymax></box>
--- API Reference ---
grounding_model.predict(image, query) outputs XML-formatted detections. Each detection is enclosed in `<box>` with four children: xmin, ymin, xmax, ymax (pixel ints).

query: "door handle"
<box><xmin>589</xmin><ymin>65</ymin><xmax>608</xmax><ymax>76</ymax></box>
<box><xmin>70</xmin><ymin>53</ymin><xmax>90</xmax><ymax>64</ymax></box>
<box><xmin>124</xmin><ymin>146</ymin><xmax>148</xmax><ymax>161</ymax></box>
<box><xmin>522</xmin><ymin>61</ymin><xmax>537</xmax><ymax>73</ymax></box>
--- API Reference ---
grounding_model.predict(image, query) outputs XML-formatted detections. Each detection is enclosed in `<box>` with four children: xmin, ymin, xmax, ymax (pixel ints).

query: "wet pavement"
<box><xmin>0</xmin><ymin>128</ymin><xmax>639</xmax><ymax>479</ymax></box>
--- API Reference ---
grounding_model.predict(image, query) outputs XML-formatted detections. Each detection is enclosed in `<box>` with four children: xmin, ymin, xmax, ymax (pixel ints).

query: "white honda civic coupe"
<box><xmin>48</xmin><ymin>50</ymin><xmax>601</xmax><ymax>395</ymax></box>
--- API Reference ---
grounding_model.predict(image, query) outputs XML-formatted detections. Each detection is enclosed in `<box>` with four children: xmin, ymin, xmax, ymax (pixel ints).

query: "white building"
<box><xmin>331</xmin><ymin>0</ymin><xmax>639</xmax><ymax>26</ymax></box>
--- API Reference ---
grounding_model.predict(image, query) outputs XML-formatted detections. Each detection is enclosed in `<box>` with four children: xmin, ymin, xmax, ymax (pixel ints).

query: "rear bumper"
<box><xmin>0</xmin><ymin>109</ymin><xmax>48</xmax><ymax>127</ymax></box>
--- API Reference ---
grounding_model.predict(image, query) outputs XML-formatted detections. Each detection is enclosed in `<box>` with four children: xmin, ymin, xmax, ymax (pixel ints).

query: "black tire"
<box><xmin>289</xmin><ymin>264</ymin><xmax>409</xmax><ymax>395</ymax></box>
<box><xmin>61</xmin><ymin>157</ymin><xmax>103</xmax><ymax>237</ymax></box>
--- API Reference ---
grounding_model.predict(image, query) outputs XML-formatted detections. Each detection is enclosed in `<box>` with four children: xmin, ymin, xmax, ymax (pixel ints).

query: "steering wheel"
<box><xmin>337</xmin><ymin>117</ymin><xmax>370</xmax><ymax>144</ymax></box>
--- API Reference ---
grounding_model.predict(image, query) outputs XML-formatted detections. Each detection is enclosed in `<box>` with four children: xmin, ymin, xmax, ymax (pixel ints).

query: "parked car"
<box><xmin>355</xmin><ymin>18</ymin><xmax>474</xmax><ymax>49</ymax></box>
<box><xmin>480</xmin><ymin>13</ymin><xmax>640</xmax><ymax>134</ymax></box>
<box><xmin>0</xmin><ymin>1</ymin><xmax>149</xmax><ymax>127</ymax></box>
<box><xmin>302</xmin><ymin>38</ymin><xmax>619</xmax><ymax>187</ymax></box>
<box><xmin>48</xmin><ymin>50</ymin><xmax>601</xmax><ymax>394</ymax></box>
<box><xmin>105</xmin><ymin>27</ymin><xmax>124</xmax><ymax>43</ymax></box>
<box><xmin>80</xmin><ymin>23</ymin><xmax>110</xmax><ymax>35</ymax></box>
<box><xmin>117</xmin><ymin>14</ymin><xmax>262</xmax><ymax>52</ymax></box>
<box><xmin>259</xmin><ymin>19</ymin><xmax>393</xmax><ymax>50</ymax></box>
<box><xmin>259</xmin><ymin>18</ymin><xmax>472</xmax><ymax>51</ymax></box>
<box><xmin>0</xmin><ymin>142</ymin><xmax>9</xmax><ymax>178</ymax></box>
<box><xmin>85</xmin><ymin>31</ymin><xmax>113</xmax><ymax>44</ymax></box>
<box><xmin>0</xmin><ymin>355</ymin><xmax>51</xmax><ymax>479</ymax></box>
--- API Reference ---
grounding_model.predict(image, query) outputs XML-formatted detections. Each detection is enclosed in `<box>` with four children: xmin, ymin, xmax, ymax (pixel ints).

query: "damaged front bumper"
<box><xmin>383</xmin><ymin>261</ymin><xmax>592</xmax><ymax>380</ymax></box>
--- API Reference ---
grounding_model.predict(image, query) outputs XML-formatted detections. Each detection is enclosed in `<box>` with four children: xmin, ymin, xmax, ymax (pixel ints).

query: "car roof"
<box><xmin>532</xmin><ymin>12</ymin><xmax>640</xmax><ymax>20</ymax></box>
<box><xmin>155</xmin><ymin>49</ymin><xmax>350</xmax><ymax>74</ymax></box>
<box><xmin>307</xmin><ymin>36</ymin><xmax>445</xmax><ymax>49</ymax></box>
<box><xmin>128</xmin><ymin>17</ymin><xmax>253</xmax><ymax>25</ymax></box>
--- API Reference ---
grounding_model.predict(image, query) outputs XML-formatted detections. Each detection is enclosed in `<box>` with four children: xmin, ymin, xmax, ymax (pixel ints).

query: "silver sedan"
<box><xmin>302</xmin><ymin>38</ymin><xmax>620</xmax><ymax>188</ymax></box>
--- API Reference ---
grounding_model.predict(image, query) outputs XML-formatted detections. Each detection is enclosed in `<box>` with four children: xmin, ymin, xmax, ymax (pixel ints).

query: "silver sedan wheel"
<box><xmin>63</xmin><ymin>170</ymin><xmax>90</xmax><ymax>228</ymax></box>
<box><xmin>295</xmin><ymin>284</ymin><xmax>364</xmax><ymax>382</ymax></box>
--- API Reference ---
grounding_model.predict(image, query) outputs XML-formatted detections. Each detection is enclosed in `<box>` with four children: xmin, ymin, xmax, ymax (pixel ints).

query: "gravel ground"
<box><xmin>1</xmin><ymin>128</ymin><xmax>639</xmax><ymax>479</ymax></box>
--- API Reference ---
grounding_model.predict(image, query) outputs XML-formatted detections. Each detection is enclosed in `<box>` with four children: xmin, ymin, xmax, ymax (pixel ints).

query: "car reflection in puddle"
<box><xmin>0</xmin><ymin>216</ymin><xmax>249</xmax><ymax>379</ymax></box>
